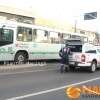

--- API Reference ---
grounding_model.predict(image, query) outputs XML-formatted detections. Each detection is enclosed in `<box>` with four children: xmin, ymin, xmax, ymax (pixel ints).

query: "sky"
<box><xmin>0</xmin><ymin>0</ymin><xmax>100</xmax><ymax>32</ymax></box>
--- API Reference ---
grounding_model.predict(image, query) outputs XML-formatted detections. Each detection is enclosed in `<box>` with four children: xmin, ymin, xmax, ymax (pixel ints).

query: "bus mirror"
<box><xmin>0</xmin><ymin>25</ymin><xmax>5</xmax><ymax>40</ymax></box>
<box><xmin>1</xmin><ymin>25</ymin><xmax>5</xmax><ymax>34</ymax></box>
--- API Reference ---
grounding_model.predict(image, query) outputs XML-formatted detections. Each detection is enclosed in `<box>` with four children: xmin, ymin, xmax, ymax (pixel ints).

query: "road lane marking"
<box><xmin>7</xmin><ymin>77</ymin><xmax>100</xmax><ymax>100</ymax></box>
<box><xmin>0</xmin><ymin>68</ymin><xmax>57</xmax><ymax>76</ymax></box>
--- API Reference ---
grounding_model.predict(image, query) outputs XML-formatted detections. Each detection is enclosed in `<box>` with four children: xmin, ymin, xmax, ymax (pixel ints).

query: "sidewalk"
<box><xmin>0</xmin><ymin>62</ymin><xmax>59</xmax><ymax>72</ymax></box>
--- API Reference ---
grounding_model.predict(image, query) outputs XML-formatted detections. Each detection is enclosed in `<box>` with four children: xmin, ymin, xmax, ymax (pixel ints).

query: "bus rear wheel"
<box><xmin>15</xmin><ymin>52</ymin><xmax>28</xmax><ymax>64</ymax></box>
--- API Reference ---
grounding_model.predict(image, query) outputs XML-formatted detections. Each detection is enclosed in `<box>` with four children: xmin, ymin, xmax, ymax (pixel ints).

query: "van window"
<box><xmin>69</xmin><ymin>45</ymin><xmax>82</xmax><ymax>52</ymax></box>
<box><xmin>85</xmin><ymin>50</ymin><xmax>96</xmax><ymax>53</ymax></box>
<box><xmin>97</xmin><ymin>49</ymin><xmax>100</xmax><ymax>53</ymax></box>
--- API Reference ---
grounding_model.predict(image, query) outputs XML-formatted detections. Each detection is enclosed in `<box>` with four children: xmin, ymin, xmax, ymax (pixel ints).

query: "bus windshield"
<box><xmin>0</xmin><ymin>28</ymin><xmax>13</xmax><ymax>46</ymax></box>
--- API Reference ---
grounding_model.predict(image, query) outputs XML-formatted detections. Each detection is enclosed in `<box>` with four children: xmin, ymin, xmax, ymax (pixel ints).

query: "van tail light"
<box><xmin>81</xmin><ymin>54</ymin><xmax>85</xmax><ymax>62</ymax></box>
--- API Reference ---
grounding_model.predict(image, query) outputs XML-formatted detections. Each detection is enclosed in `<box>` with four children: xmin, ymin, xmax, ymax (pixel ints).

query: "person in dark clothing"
<box><xmin>59</xmin><ymin>44</ymin><xmax>70</xmax><ymax>73</ymax></box>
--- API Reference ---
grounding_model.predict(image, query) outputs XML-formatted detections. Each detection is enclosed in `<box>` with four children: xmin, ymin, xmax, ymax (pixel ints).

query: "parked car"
<box><xmin>69</xmin><ymin>42</ymin><xmax>100</xmax><ymax>72</ymax></box>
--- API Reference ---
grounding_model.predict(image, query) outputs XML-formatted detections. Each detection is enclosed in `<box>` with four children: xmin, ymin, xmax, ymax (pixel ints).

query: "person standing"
<box><xmin>59</xmin><ymin>44</ymin><xmax>70</xmax><ymax>73</ymax></box>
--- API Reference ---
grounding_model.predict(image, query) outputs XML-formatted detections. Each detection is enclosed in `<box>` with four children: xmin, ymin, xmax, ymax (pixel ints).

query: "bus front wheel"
<box><xmin>14</xmin><ymin>52</ymin><xmax>28</xmax><ymax>64</ymax></box>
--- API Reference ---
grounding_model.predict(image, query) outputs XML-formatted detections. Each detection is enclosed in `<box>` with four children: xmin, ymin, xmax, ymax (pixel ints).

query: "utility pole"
<box><xmin>74</xmin><ymin>19</ymin><xmax>77</xmax><ymax>33</ymax></box>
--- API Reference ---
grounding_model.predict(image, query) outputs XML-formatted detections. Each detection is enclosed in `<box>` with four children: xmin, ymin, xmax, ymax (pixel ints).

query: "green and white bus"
<box><xmin>0</xmin><ymin>20</ymin><xmax>88</xmax><ymax>63</ymax></box>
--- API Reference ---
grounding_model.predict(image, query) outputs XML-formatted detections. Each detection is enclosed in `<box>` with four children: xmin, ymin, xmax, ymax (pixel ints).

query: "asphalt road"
<box><xmin>0</xmin><ymin>63</ymin><xmax>100</xmax><ymax>100</ymax></box>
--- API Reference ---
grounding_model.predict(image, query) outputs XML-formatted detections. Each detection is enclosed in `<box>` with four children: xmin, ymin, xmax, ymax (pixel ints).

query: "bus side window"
<box><xmin>26</xmin><ymin>28</ymin><xmax>32</xmax><ymax>41</ymax></box>
<box><xmin>35</xmin><ymin>29</ymin><xmax>49</xmax><ymax>43</ymax></box>
<box><xmin>50</xmin><ymin>32</ymin><xmax>59</xmax><ymax>44</ymax></box>
<box><xmin>44</xmin><ymin>31</ymin><xmax>50</xmax><ymax>43</ymax></box>
<box><xmin>58</xmin><ymin>33</ymin><xmax>64</xmax><ymax>43</ymax></box>
<box><xmin>17</xmin><ymin>27</ymin><xmax>24</xmax><ymax>41</ymax></box>
<box><xmin>33</xmin><ymin>29</ymin><xmax>37</xmax><ymax>41</ymax></box>
<box><xmin>44</xmin><ymin>31</ymin><xmax>49</xmax><ymax>37</ymax></box>
<box><xmin>17</xmin><ymin>27</ymin><xmax>32</xmax><ymax>42</ymax></box>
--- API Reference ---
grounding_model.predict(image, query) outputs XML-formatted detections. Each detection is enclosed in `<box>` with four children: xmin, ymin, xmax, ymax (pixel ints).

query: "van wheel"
<box><xmin>15</xmin><ymin>52</ymin><xmax>27</xmax><ymax>64</ymax></box>
<box><xmin>89</xmin><ymin>61</ymin><xmax>97</xmax><ymax>73</ymax></box>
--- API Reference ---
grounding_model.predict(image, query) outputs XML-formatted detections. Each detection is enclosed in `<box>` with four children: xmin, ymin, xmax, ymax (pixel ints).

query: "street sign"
<box><xmin>84</xmin><ymin>12</ymin><xmax>97</xmax><ymax>20</ymax></box>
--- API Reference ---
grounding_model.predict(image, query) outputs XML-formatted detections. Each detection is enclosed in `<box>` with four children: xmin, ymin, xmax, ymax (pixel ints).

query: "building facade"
<box><xmin>71</xmin><ymin>27</ymin><xmax>99</xmax><ymax>44</ymax></box>
<box><xmin>0</xmin><ymin>5</ymin><xmax>35</xmax><ymax>24</ymax></box>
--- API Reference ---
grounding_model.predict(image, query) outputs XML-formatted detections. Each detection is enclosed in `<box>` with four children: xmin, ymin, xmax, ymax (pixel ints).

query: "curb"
<box><xmin>0</xmin><ymin>63</ymin><xmax>47</xmax><ymax>70</ymax></box>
